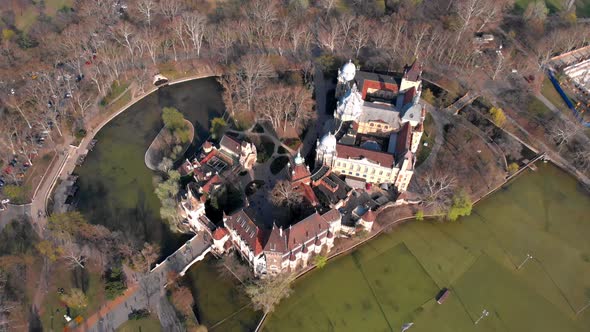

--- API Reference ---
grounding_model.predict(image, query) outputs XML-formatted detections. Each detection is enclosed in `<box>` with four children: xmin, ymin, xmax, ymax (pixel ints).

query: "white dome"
<box><xmin>294</xmin><ymin>150</ymin><xmax>305</xmax><ymax>165</ymax></box>
<box><xmin>339</xmin><ymin>60</ymin><xmax>356</xmax><ymax>82</ymax></box>
<box><xmin>335</xmin><ymin>84</ymin><xmax>363</xmax><ymax>122</ymax></box>
<box><xmin>318</xmin><ymin>133</ymin><xmax>337</xmax><ymax>153</ymax></box>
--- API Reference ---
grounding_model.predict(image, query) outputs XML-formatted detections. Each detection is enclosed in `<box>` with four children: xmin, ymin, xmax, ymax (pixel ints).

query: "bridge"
<box><xmin>78</xmin><ymin>233</ymin><xmax>212</xmax><ymax>332</ymax></box>
<box><xmin>443</xmin><ymin>92</ymin><xmax>481</xmax><ymax>114</ymax></box>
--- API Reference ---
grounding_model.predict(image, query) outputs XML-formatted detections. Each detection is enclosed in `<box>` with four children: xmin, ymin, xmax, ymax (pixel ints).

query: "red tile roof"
<box><xmin>322</xmin><ymin>209</ymin><xmax>341</xmax><ymax>224</ymax></box>
<box><xmin>395</xmin><ymin>122</ymin><xmax>412</xmax><ymax>156</ymax></box>
<box><xmin>203</xmin><ymin>141</ymin><xmax>213</xmax><ymax>151</ymax></box>
<box><xmin>201</xmin><ymin>174</ymin><xmax>222</xmax><ymax>194</ymax></box>
<box><xmin>336</xmin><ymin>144</ymin><xmax>395</xmax><ymax>168</ymax></box>
<box><xmin>291</xmin><ymin>164</ymin><xmax>311</xmax><ymax>183</ymax></box>
<box><xmin>212</xmin><ymin>227</ymin><xmax>229</xmax><ymax>240</ymax></box>
<box><xmin>403</xmin><ymin>87</ymin><xmax>416</xmax><ymax>105</ymax></box>
<box><xmin>220</xmin><ymin>135</ymin><xmax>242</xmax><ymax>155</ymax></box>
<box><xmin>363</xmin><ymin>209</ymin><xmax>377</xmax><ymax>223</ymax></box>
<box><xmin>403</xmin><ymin>60</ymin><xmax>422</xmax><ymax>82</ymax></box>
<box><xmin>225</xmin><ymin>210</ymin><xmax>265</xmax><ymax>256</ymax></box>
<box><xmin>264</xmin><ymin>212</ymin><xmax>330</xmax><ymax>254</ymax></box>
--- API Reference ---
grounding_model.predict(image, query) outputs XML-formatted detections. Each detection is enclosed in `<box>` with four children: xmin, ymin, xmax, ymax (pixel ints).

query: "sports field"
<box><xmin>263</xmin><ymin>163</ymin><xmax>590</xmax><ymax>331</ymax></box>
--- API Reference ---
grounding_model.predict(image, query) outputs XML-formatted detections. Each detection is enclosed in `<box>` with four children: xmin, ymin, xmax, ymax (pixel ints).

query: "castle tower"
<box><xmin>336</xmin><ymin>60</ymin><xmax>357</xmax><ymax>99</ymax></box>
<box><xmin>400</xmin><ymin>59</ymin><xmax>423</xmax><ymax>93</ymax></box>
<box><xmin>315</xmin><ymin>132</ymin><xmax>337</xmax><ymax>169</ymax></box>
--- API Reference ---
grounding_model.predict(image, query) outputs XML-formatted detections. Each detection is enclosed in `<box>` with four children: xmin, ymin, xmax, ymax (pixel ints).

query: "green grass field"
<box><xmin>263</xmin><ymin>163</ymin><xmax>590</xmax><ymax>331</ymax></box>
<box><xmin>40</xmin><ymin>264</ymin><xmax>104</xmax><ymax>331</ymax></box>
<box><xmin>10</xmin><ymin>0</ymin><xmax>74</xmax><ymax>31</ymax></box>
<box><xmin>116</xmin><ymin>316</ymin><xmax>161</xmax><ymax>332</ymax></box>
<box><xmin>514</xmin><ymin>0</ymin><xmax>590</xmax><ymax>17</ymax></box>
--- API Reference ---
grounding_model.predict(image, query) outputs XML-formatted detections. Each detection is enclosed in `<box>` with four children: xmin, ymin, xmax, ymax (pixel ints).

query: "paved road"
<box><xmin>301</xmin><ymin>68</ymin><xmax>336</xmax><ymax>159</ymax></box>
<box><xmin>80</xmin><ymin>233</ymin><xmax>211</xmax><ymax>332</ymax></box>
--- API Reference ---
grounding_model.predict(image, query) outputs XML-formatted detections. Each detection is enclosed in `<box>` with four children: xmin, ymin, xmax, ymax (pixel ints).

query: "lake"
<box><xmin>73</xmin><ymin>77</ymin><xmax>224</xmax><ymax>255</ymax></box>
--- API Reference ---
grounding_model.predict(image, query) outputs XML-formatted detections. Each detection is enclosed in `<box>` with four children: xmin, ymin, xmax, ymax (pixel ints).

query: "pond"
<box><xmin>73</xmin><ymin>77</ymin><xmax>224</xmax><ymax>255</ymax></box>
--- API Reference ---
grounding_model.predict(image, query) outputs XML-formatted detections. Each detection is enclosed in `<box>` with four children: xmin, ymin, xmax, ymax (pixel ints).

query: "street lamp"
<box><xmin>517</xmin><ymin>253</ymin><xmax>533</xmax><ymax>270</ymax></box>
<box><xmin>475</xmin><ymin>309</ymin><xmax>489</xmax><ymax>325</ymax></box>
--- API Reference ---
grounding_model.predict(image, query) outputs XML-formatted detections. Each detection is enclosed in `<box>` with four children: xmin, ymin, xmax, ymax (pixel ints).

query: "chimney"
<box><xmin>279</xmin><ymin>227</ymin><xmax>283</xmax><ymax>237</ymax></box>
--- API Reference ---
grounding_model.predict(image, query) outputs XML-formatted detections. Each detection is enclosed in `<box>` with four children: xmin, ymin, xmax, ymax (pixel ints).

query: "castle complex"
<box><xmin>316</xmin><ymin>60</ymin><xmax>425</xmax><ymax>192</ymax></box>
<box><xmin>180</xmin><ymin>61</ymin><xmax>426</xmax><ymax>276</ymax></box>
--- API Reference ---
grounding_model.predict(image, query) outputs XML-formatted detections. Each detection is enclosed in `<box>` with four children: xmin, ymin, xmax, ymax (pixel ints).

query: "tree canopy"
<box><xmin>446</xmin><ymin>191</ymin><xmax>473</xmax><ymax>221</ymax></box>
<box><xmin>244</xmin><ymin>273</ymin><xmax>295</xmax><ymax>314</ymax></box>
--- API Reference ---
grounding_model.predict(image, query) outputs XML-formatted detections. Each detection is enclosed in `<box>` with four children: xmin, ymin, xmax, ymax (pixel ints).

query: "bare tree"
<box><xmin>238</xmin><ymin>54</ymin><xmax>275</xmax><ymax>113</ymax></box>
<box><xmin>418</xmin><ymin>171</ymin><xmax>457</xmax><ymax>212</ymax></box>
<box><xmin>159</xmin><ymin>0</ymin><xmax>183</xmax><ymax>21</ymax></box>
<box><xmin>61</xmin><ymin>239</ymin><xmax>88</xmax><ymax>269</ymax></box>
<box><xmin>269</xmin><ymin>180</ymin><xmax>303</xmax><ymax>207</ymax></box>
<box><xmin>137</xmin><ymin>0</ymin><xmax>157</xmax><ymax>27</ymax></box>
<box><xmin>574</xmin><ymin>148</ymin><xmax>590</xmax><ymax>172</ymax></box>
<box><xmin>182</xmin><ymin>12</ymin><xmax>207</xmax><ymax>57</ymax></box>
<box><xmin>317</xmin><ymin>17</ymin><xmax>341</xmax><ymax>53</ymax></box>
<box><xmin>548</xmin><ymin>121</ymin><xmax>578</xmax><ymax>151</ymax></box>
<box><xmin>244</xmin><ymin>273</ymin><xmax>295</xmax><ymax>315</ymax></box>
<box><xmin>454</xmin><ymin>0</ymin><xmax>487</xmax><ymax>43</ymax></box>
<box><xmin>111</xmin><ymin>22</ymin><xmax>137</xmax><ymax>62</ymax></box>
<box><xmin>351</xmin><ymin>17</ymin><xmax>372</xmax><ymax>58</ymax></box>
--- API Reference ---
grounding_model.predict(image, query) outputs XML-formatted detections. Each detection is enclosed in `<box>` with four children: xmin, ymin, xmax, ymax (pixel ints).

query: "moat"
<box><xmin>71</xmin><ymin>78</ymin><xmax>590</xmax><ymax>331</ymax></box>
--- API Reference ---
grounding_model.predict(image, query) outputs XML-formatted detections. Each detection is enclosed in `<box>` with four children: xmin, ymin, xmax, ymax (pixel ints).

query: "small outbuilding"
<box><xmin>436</xmin><ymin>288</ymin><xmax>451</xmax><ymax>304</ymax></box>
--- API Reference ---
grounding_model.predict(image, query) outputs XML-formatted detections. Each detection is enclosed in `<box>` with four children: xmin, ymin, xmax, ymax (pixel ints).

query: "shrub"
<box><xmin>415</xmin><ymin>209</ymin><xmax>424</xmax><ymax>221</ymax></box>
<box><xmin>421</xmin><ymin>88</ymin><xmax>435</xmax><ymax>105</ymax></box>
<box><xmin>507</xmin><ymin>162</ymin><xmax>520</xmax><ymax>175</ymax></box>
<box><xmin>128</xmin><ymin>309</ymin><xmax>150</xmax><ymax>320</ymax></box>
<box><xmin>314</xmin><ymin>255</ymin><xmax>328</xmax><ymax>269</ymax></box>
<box><xmin>105</xmin><ymin>267</ymin><xmax>127</xmax><ymax>300</ymax></box>
<box><xmin>489</xmin><ymin>107</ymin><xmax>506</xmax><ymax>127</ymax></box>
<box><xmin>446</xmin><ymin>191</ymin><xmax>473</xmax><ymax>221</ymax></box>
<box><xmin>210</xmin><ymin>117</ymin><xmax>227</xmax><ymax>139</ymax></box>
<box><xmin>2</xmin><ymin>185</ymin><xmax>28</xmax><ymax>204</ymax></box>
<box><xmin>2</xmin><ymin>28</ymin><xmax>15</xmax><ymax>41</ymax></box>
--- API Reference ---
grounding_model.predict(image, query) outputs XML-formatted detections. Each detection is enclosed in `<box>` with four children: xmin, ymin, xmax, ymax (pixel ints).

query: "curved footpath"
<box><xmin>33</xmin><ymin>70</ymin><xmax>220</xmax><ymax>232</ymax></box>
<box><xmin>23</xmin><ymin>69</ymin><xmax>220</xmax><ymax>328</ymax></box>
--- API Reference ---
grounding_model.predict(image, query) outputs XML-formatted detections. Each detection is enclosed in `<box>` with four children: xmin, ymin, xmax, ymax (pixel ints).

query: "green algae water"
<box><xmin>261</xmin><ymin>163</ymin><xmax>590</xmax><ymax>332</ymax></box>
<box><xmin>73</xmin><ymin>78</ymin><xmax>224</xmax><ymax>255</ymax></box>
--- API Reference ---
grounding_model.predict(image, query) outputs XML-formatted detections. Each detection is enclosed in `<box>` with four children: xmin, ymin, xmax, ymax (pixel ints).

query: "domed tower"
<box><xmin>315</xmin><ymin>132</ymin><xmax>338</xmax><ymax>169</ymax></box>
<box><xmin>338</xmin><ymin>60</ymin><xmax>357</xmax><ymax>84</ymax></box>
<box><xmin>335</xmin><ymin>83</ymin><xmax>363</xmax><ymax>122</ymax></box>
<box><xmin>336</xmin><ymin>60</ymin><xmax>357</xmax><ymax>99</ymax></box>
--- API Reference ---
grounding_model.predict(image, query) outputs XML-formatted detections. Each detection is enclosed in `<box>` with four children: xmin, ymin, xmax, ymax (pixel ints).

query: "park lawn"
<box><xmin>513</xmin><ymin>0</ymin><xmax>564</xmax><ymax>13</ymax></box>
<box><xmin>263</xmin><ymin>163</ymin><xmax>590</xmax><ymax>332</ymax></box>
<box><xmin>22</xmin><ymin>151</ymin><xmax>56</xmax><ymax>201</ymax></box>
<box><xmin>40</xmin><ymin>263</ymin><xmax>105</xmax><ymax>331</ymax></box>
<box><xmin>14</xmin><ymin>0</ymin><xmax>73</xmax><ymax>31</ymax></box>
<box><xmin>101</xmin><ymin>81</ymin><xmax>130</xmax><ymax>107</ymax></box>
<box><xmin>45</xmin><ymin>0</ymin><xmax>74</xmax><ymax>15</ymax></box>
<box><xmin>541</xmin><ymin>76</ymin><xmax>571</xmax><ymax>111</ymax></box>
<box><xmin>578</xmin><ymin>0</ymin><xmax>590</xmax><ymax>16</ymax></box>
<box><xmin>264</xmin><ymin>243</ymin><xmax>439</xmax><ymax>332</ymax></box>
<box><xmin>116</xmin><ymin>316</ymin><xmax>161</xmax><ymax>332</ymax></box>
<box><xmin>416</xmin><ymin>113</ymin><xmax>436</xmax><ymax>166</ymax></box>
<box><xmin>527</xmin><ymin>96</ymin><xmax>552</xmax><ymax>118</ymax></box>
